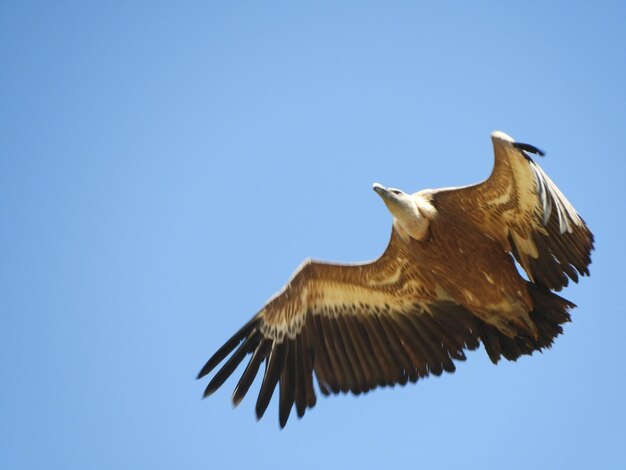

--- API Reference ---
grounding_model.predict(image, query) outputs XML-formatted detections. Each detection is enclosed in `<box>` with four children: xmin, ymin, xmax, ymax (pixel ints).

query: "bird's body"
<box><xmin>198</xmin><ymin>131</ymin><xmax>594</xmax><ymax>427</ymax></box>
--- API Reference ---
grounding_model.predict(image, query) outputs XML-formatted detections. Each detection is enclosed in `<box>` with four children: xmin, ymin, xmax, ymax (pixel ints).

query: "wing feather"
<box><xmin>255</xmin><ymin>341</ymin><xmax>285</xmax><ymax>420</ymax></box>
<box><xmin>373</xmin><ymin>315</ymin><xmax>410</xmax><ymax>378</ymax></box>
<box><xmin>311</xmin><ymin>314</ymin><xmax>337</xmax><ymax>395</ymax></box>
<box><xmin>390</xmin><ymin>313</ymin><xmax>428</xmax><ymax>379</ymax></box>
<box><xmin>362</xmin><ymin>313</ymin><xmax>403</xmax><ymax>385</ymax></box>
<box><xmin>279</xmin><ymin>339</ymin><xmax>296</xmax><ymax>428</ymax></box>
<box><xmin>338</xmin><ymin>315</ymin><xmax>373</xmax><ymax>390</ymax></box>
<box><xmin>293</xmin><ymin>335</ymin><xmax>308</xmax><ymax>417</ymax></box>
<box><xmin>232</xmin><ymin>340</ymin><xmax>270</xmax><ymax>406</ymax></box>
<box><xmin>352</xmin><ymin>318</ymin><xmax>388</xmax><ymax>387</ymax></box>
<box><xmin>322</xmin><ymin>314</ymin><xmax>354</xmax><ymax>393</ymax></box>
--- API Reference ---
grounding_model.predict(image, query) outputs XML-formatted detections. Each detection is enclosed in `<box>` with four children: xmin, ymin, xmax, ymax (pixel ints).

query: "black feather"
<box><xmin>232</xmin><ymin>340</ymin><xmax>270</xmax><ymax>406</ymax></box>
<box><xmin>513</xmin><ymin>141</ymin><xmax>546</xmax><ymax>157</ymax></box>
<box><xmin>197</xmin><ymin>317</ymin><xmax>259</xmax><ymax>379</ymax></box>
<box><xmin>203</xmin><ymin>331</ymin><xmax>258</xmax><ymax>397</ymax></box>
<box><xmin>279</xmin><ymin>340</ymin><xmax>296</xmax><ymax>428</ymax></box>
<box><xmin>255</xmin><ymin>341</ymin><xmax>286</xmax><ymax>420</ymax></box>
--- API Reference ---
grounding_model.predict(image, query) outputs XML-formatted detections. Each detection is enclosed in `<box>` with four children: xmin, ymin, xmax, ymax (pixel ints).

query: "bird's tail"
<box><xmin>478</xmin><ymin>283</ymin><xmax>576</xmax><ymax>364</ymax></box>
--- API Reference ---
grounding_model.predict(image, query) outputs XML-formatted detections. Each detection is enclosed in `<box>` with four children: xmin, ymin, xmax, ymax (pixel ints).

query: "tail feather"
<box><xmin>480</xmin><ymin>283</ymin><xmax>575</xmax><ymax>364</ymax></box>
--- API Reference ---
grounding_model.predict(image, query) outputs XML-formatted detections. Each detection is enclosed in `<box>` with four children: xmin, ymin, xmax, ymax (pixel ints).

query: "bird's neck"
<box><xmin>394</xmin><ymin>216</ymin><xmax>430</xmax><ymax>242</ymax></box>
<box><xmin>393</xmin><ymin>195</ymin><xmax>436</xmax><ymax>242</ymax></box>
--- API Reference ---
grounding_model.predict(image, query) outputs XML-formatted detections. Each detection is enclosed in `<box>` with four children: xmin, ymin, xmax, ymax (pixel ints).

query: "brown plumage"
<box><xmin>197</xmin><ymin>131</ymin><xmax>594</xmax><ymax>428</ymax></box>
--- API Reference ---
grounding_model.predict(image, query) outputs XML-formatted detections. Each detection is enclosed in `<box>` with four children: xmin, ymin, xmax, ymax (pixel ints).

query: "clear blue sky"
<box><xmin>2</xmin><ymin>2</ymin><xmax>625</xmax><ymax>469</ymax></box>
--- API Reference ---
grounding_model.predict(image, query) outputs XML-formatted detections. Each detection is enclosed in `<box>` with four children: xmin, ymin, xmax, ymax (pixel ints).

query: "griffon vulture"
<box><xmin>197</xmin><ymin>131</ymin><xmax>594</xmax><ymax>427</ymax></box>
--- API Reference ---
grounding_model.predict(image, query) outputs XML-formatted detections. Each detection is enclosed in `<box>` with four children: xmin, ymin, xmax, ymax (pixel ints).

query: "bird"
<box><xmin>197</xmin><ymin>130</ymin><xmax>594</xmax><ymax>428</ymax></box>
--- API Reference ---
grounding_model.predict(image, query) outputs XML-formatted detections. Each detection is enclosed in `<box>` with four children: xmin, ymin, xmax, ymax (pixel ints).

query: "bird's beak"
<box><xmin>373</xmin><ymin>182</ymin><xmax>404</xmax><ymax>219</ymax></box>
<box><xmin>372</xmin><ymin>182</ymin><xmax>389</xmax><ymax>199</ymax></box>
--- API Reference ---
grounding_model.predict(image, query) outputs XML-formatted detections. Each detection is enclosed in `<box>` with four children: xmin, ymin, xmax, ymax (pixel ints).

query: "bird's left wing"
<box><xmin>434</xmin><ymin>131</ymin><xmax>594</xmax><ymax>291</ymax></box>
<box><xmin>197</xmin><ymin>231</ymin><xmax>484</xmax><ymax>427</ymax></box>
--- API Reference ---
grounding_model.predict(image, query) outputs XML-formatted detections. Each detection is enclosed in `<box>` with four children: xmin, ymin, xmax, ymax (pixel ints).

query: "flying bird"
<box><xmin>197</xmin><ymin>131</ymin><xmax>594</xmax><ymax>428</ymax></box>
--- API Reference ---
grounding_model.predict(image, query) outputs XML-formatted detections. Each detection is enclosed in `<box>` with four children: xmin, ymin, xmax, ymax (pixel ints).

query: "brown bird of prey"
<box><xmin>197</xmin><ymin>131</ymin><xmax>594</xmax><ymax>428</ymax></box>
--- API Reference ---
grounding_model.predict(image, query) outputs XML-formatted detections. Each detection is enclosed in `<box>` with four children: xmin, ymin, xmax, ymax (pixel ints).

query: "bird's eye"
<box><xmin>391</xmin><ymin>189</ymin><xmax>402</xmax><ymax>195</ymax></box>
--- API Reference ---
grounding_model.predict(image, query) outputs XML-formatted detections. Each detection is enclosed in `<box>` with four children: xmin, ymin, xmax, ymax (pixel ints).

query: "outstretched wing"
<box><xmin>197</xmin><ymin>231</ymin><xmax>486</xmax><ymax>427</ymax></box>
<box><xmin>197</xmin><ymin>229</ymin><xmax>575</xmax><ymax>427</ymax></box>
<box><xmin>434</xmin><ymin>131</ymin><xmax>593</xmax><ymax>291</ymax></box>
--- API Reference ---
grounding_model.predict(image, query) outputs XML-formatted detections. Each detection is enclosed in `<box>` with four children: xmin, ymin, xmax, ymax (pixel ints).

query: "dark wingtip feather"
<box><xmin>197</xmin><ymin>357</ymin><xmax>217</xmax><ymax>380</ymax></box>
<box><xmin>294</xmin><ymin>336</ymin><xmax>308</xmax><ymax>418</ymax></box>
<box><xmin>197</xmin><ymin>317</ymin><xmax>260</xmax><ymax>379</ymax></box>
<box><xmin>255</xmin><ymin>341</ymin><xmax>286</xmax><ymax>420</ymax></box>
<box><xmin>203</xmin><ymin>332</ymin><xmax>258</xmax><ymax>397</ymax></box>
<box><xmin>513</xmin><ymin>141</ymin><xmax>546</xmax><ymax>157</ymax></box>
<box><xmin>279</xmin><ymin>340</ymin><xmax>296</xmax><ymax>428</ymax></box>
<box><xmin>232</xmin><ymin>341</ymin><xmax>271</xmax><ymax>406</ymax></box>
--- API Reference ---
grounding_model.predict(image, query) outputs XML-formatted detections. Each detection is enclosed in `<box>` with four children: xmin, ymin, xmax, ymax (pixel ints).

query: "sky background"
<box><xmin>2</xmin><ymin>2</ymin><xmax>625</xmax><ymax>469</ymax></box>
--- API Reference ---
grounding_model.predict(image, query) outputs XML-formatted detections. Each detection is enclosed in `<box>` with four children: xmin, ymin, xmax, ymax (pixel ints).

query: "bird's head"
<box><xmin>372</xmin><ymin>182</ymin><xmax>434</xmax><ymax>241</ymax></box>
<box><xmin>372</xmin><ymin>183</ymin><xmax>413</xmax><ymax>217</ymax></box>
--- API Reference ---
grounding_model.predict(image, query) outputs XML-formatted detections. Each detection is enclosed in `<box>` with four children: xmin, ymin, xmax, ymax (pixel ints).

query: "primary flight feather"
<box><xmin>197</xmin><ymin>131</ymin><xmax>594</xmax><ymax>428</ymax></box>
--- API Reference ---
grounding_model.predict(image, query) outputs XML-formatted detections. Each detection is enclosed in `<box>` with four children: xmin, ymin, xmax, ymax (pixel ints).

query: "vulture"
<box><xmin>197</xmin><ymin>131</ymin><xmax>594</xmax><ymax>428</ymax></box>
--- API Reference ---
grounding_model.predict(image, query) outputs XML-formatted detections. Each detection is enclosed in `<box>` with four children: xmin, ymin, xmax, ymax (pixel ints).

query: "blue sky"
<box><xmin>1</xmin><ymin>2</ymin><xmax>625</xmax><ymax>469</ymax></box>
